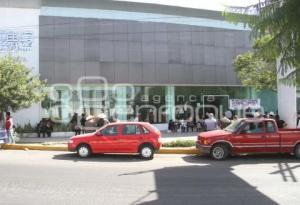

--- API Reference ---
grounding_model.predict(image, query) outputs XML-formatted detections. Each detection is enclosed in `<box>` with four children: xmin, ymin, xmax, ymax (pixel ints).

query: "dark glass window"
<box><xmin>242</xmin><ymin>122</ymin><xmax>264</xmax><ymax>134</ymax></box>
<box><xmin>266</xmin><ymin>121</ymin><xmax>276</xmax><ymax>133</ymax></box>
<box><xmin>101</xmin><ymin>126</ymin><xmax>118</xmax><ymax>136</ymax></box>
<box><xmin>142</xmin><ymin>126</ymin><xmax>150</xmax><ymax>134</ymax></box>
<box><xmin>122</xmin><ymin>125</ymin><xmax>141</xmax><ymax>135</ymax></box>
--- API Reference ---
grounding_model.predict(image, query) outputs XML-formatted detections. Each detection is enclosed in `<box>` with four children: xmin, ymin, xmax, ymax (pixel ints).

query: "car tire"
<box><xmin>210</xmin><ymin>144</ymin><xmax>229</xmax><ymax>160</ymax></box>
<box><xmin>77</xmin><ymin>144</ymin><xmax>91</xmax><ymax>158</ymax></box>
<box><xmin>294</xmin><ymin>144</ymin><xmax>300</xmax><ymax>159</ymax></box>
<box><xmin>139</xmin><ymin>144</ymin><xmax>154</xmax><ymax>160</ymax></box>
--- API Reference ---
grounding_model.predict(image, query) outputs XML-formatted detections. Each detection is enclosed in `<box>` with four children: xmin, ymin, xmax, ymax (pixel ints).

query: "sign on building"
<box><xmin>0</xmin><ymin>30</ymin><xmax>33</xmax><ymax>52</ymax></box>
<box><xmin>229</xmin><ymin>99</ymin><xmax>261</xmax><ymax>110</ymax></box>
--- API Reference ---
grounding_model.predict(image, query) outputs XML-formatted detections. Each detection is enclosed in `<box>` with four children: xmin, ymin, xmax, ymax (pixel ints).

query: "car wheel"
<box><xmin>210</xmin><ymin>144</ymin><xmax>229</xmax><ymax>160</ymax></box>
<box><xmin>77</xmin><ymin>144</ymin><xmax>91</xmax><ymax>158</ymax></box>
<box><xmin>139</xmin><ymin>145</ymin><xmax>154</xmax><ymax>160</ymax></box>
<box><xmin>294</xmin><ymin>144</ymin><xmax>300</xmax><ymax>159</ymax></box>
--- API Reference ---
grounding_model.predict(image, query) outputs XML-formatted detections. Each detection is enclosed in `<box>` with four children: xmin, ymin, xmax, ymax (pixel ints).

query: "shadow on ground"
<box><xmin>52</xmin><ymin>153</ymin><xmax>144</xmax><ymax>163</ymax></box>
<box><xmin>124</xmin><ymin>154</ymin><xmax>300</xmax><ymax>205</ymax></box>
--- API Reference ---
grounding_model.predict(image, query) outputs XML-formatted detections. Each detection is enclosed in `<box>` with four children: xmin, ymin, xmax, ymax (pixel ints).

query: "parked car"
<box><xmin>196</xmin><ymin>118</ymin><xmax>300</xmax><ymax>160</ymax></box>
<box><xmin>68</xmin><ymin>122</ymin><xmax>161</xmax><ymax>160</ymax></box>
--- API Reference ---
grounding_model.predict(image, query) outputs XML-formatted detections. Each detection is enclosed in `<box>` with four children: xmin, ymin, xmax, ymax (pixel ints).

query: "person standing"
<box><xmin>80</xmin><ymin>113</ymin><xmax>86</xmax><ymax>134</ymax></box>
<box><xmin>70</xmin><ymin>113</ymin><xmax>80</xmax><ymax>135</ymax></box>
<box><xmin>46</xmin><ymin>118</ymin><xmax>53</xmax><ymax>137</ymax></box>
<box><xmin>5</xmin><ymin>112</ymin><xmax>14</xmax><ymax>144</ymax></box>
<box><xmin>204</xmin><ymin>113</ymin><xmax>218</xmax><ymax>131</ymax></box>
<box><xmin>219</xmin><ymin>113</ymin><xmax>231</xmax><ymax>129</ymax></box>
<box><xmin>275</xmin><ymin>114</ymin><xmax>287</xmax><ymax>129</ymax></box>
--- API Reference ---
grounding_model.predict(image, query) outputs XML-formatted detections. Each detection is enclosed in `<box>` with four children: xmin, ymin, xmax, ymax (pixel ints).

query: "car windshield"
<box><xmin>224</xmin><ymin>120</ymin><xmax>243</xmax><ymax>133</ymax></box>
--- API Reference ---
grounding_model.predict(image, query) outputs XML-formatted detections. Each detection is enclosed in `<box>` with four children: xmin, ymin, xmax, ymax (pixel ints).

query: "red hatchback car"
<box><xmin>68</xmin><ymin>122</ymin><xmax>161</xmax><ymax>160</ymax></box>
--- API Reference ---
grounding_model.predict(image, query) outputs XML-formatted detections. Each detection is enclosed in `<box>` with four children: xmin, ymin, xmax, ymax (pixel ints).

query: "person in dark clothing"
<box><xmin>97</xmin><ymin>118</ymin><xmax>109</xmax><ymax>128</ymax></box>
<box><xmin>45</xmin><ymin>118</ymin><xmax>53</xmax><ymax>137</ymax></box>
<box><xmin>37</xmin><ymin>119</ymin><xmax>47</xmax><ymax>138</ymax></box>
<box><xmin>80</xmin><ymin>113</ymin><xmax>86</xmax><ymax>134</ymax></box>
<box><xmin>245</xmin><ymin>107</ymin><xmax>254</xmax><ymax>118</ymax></box>
<box><xmin>275</xmin><ymin>114</ymin><xmax>286</xmax><ymax>129</ymax></box>
<box><xmin>70</xmin><ymin>113</ymin><xmax>80</xmax><ymax>135</ymax></box>
<box><xmin>297</xmin><ymin>111</ymin><xmax>300</xmax><ymax>127</ymax></box>
<box><xmin>168</xmin><ymin>120</ymin><xmax>173</xmax><ymax>132</ymax></box>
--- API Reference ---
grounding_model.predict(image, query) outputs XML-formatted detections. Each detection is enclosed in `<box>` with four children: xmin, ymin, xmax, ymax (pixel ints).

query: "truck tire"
<box><xmin>210</xmin><ymin>144</ymin><xmax>229</xmax><ymax>160</ymax></box>
<box><xmin>295</xmin><ymin>144</ymin><xmax>300</xmax><ymax>159</ymax></box>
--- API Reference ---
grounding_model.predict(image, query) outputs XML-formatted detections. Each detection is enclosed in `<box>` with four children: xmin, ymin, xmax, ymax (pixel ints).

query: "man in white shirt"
<box><xmin>205</xmin><ymin>113</ymin><xmax>218</xmax><ymax>131</ymax></box>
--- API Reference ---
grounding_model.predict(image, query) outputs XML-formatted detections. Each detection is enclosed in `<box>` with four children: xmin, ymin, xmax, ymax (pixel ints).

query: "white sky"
<box><xmin>114</xmin><ymin>0</ymin><xmax>260</xmax><ymax>11</ymax></box>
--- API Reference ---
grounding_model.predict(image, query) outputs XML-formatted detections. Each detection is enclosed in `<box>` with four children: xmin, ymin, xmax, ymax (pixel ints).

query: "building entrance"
<box><xmin>202</xmin><ymin>95</ymin><xmax>229</xmax><ymax>118</ymax></box>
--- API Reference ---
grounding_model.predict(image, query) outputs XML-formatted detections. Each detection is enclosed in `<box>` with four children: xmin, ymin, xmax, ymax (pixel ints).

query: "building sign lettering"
<box><xmin>0</xmin><ymin>31</ymin><xmax>33</xmax><ymax>52</ymax></box>
<box><xmin>229</xmin><ymin>99</ymin><xmax>261</xmax><ymax>110</ymax></box>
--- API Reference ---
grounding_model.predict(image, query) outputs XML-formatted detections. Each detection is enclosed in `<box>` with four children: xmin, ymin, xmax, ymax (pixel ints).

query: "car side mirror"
<box><xmin>96</xmin><ymin>132</ymin><xmax>102</xmax><ymax>136</ymax></box>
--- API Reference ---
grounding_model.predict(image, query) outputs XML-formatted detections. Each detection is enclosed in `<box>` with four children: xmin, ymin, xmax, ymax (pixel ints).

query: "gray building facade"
<box><xmin>39</xmin><ymin>16</ymin><xmax>250</xmax><ymax>85</ymax></box>
<box><xmin>1</xmin><ymin>0</ymin><xmax>278</xmax><ymax>126</ymax></box>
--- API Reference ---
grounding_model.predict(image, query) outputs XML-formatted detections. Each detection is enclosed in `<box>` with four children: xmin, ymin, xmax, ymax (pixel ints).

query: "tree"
<box><xmin>234</xmin><ymin>52</ymin><xmax>276</xmax><ymax>90</ymax></box>
<box><xmin>233</xmin><ymin>35</ymin><xmax>277</xmax><ymax>90</ymax></box>
<box><xmin>224</xmin><ymin>0</ymin><xmax>300</xmax><ymax>84</ymax></box>
<box><xmin>0</xmin><ymin>56</ymin><xmax>46</xmax><ymax>112</ymax></box>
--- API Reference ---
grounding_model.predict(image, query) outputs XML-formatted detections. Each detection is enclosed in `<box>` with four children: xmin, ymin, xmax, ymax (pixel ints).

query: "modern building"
<box><xmin>0</xmin><ymin>0</ymin><xmax>278</xmax><ymax>128</ymax></box>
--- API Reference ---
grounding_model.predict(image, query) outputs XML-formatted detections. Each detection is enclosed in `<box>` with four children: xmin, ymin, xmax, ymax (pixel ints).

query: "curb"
<box><xmin>2</xmin><ymin>144</ymin><xmax>68</xmax><ymax>152</ymax></box>
<box><xmin>158</xmin><ymin>147</ymin><xmax>200</xmax><ymax>154</ymax></box>
<box><xmin>1</xmin><ymin>144</ymin><xmax>200</xmax><ymax>155</ymax></box>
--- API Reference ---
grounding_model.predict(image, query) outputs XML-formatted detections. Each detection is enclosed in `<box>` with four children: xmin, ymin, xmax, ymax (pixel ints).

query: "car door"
<box><xmin>264</xmin><ymin>121</ymin><xmax>280</xmax><ymax>153</ymax></box>
<box><xmin>90</xmin><ymin>125</ymin><xmax>119</xmax><ymax>153</ymax></box>
<box><xmin>117</xmin><ymin>124</ymin><xmax>143</xmax><ymax>153</ymax></box>
<box><xmin>231</xmin><ymin>121</ymin><xmax>266</xmax><ymax>153</ymax></box>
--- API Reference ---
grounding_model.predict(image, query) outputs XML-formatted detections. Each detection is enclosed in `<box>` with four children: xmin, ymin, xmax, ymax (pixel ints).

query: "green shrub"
<box><xmin>15</xmin><ymin>122</ymin><xmax>71</xmax><ymax>133</ymax></box>
<box><xmin>53</xmin><ymin>123</ymin><xmax>71</xmax><ymax>132</ymax></box>
<box><xmin>15</xmin><ymin>123</ymin><xmax>36</xmax><ymax>133</ymax></box>
<box><xmin>162</xmin><ymin>140</ymin><xmax>195</xmax><ymax>147</ymax></box>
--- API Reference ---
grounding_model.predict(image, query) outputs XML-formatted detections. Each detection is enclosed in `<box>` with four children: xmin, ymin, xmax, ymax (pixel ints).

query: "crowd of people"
<box><xmin>36</xmin><ymin>118</ymin><xmax>53</xmax><ymax>138</ymax></box>
<box><xmin>69</xmin><ymin>112</ymin><xmax>117</xmax><ymax>135</ymax></box>
<box><xmin>168</xmin><ymin>108</ymin><xmax>287</xmax><ymax>133</ymax></box>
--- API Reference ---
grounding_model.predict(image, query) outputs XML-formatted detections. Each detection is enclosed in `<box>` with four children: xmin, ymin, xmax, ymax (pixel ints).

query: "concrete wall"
<box><xmin>39</xmin><ymin>16</ymin><xmax>251</xmax><ymax>86</ymax></box>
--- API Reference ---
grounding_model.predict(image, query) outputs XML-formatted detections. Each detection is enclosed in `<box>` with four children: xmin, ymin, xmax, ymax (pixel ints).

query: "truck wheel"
<box><xmin>77</xmin><ymin>144</ymin><xmax>91</xmax><ymax>158</ymax></box>
<box><xmin>139</xmin><ymin>144</ymin><xmax>154</xmax><ymax>160</ymax></box>
<box><xmin>295</xmin><ymin>144</ymin><xmax>300</xmax><ymax>159</ymax></box>
<box><xmin>210</xmin><ymin>144</ymin><xmax>229</xmax><ymax>160</ymax></box>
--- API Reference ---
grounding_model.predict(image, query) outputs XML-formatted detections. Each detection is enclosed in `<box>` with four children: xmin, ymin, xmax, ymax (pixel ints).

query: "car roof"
<box><xmin>106</xmin><ymin>121</ymin><xmax>151</xmax><ymax>126</ymax></box>
<box><xmin>240</xmin><ymin>118</ymin><xmax>275</xmax><ymax>122</ymax></box>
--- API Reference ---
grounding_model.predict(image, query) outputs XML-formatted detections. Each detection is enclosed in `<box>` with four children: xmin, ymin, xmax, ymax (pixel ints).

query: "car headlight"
<box><xmin>202</xmin><ymin>139</ymin><xmax>210</xmax><ymax>145</ymax></box>
<box><xmin>68</xmin><ymin>140</ymin><xmax>74</xmax><ymax>144</ymax></box>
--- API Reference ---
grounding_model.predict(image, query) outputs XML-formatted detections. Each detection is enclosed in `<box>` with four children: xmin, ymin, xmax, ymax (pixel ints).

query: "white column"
<box><xmin>115</xmin><ymin>86</ymin><xmax>127</xmax><ymax>121</ymax></box>
<box><xmin>277</xmin><ymin>58</ymin><xmax>297</xmax><ymax>128</ymax></box>
<box><xmin>165</xmin><ymin>86</ymin><xmax>175</xmax><ymax>121</ymax></box>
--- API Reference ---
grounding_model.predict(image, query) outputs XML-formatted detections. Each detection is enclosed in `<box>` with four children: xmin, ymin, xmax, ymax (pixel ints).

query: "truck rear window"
<box><xmin>266</xmin><ymin>121</ymin><xmax>276</xmax><ymax>133</ymax></box>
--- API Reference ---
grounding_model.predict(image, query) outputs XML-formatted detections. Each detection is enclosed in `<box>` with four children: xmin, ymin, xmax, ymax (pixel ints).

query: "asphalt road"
<box><xmin>0</xmin><ymin>150</ymin><xmax>300</xmax><ymax>205</ymax></box>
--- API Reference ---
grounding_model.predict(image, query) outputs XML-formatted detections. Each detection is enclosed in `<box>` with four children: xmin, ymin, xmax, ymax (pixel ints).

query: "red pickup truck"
<box><xmin>196</xmin><ymin>118</ymin><xmax>300</xmax><ymax>160</ymax></box>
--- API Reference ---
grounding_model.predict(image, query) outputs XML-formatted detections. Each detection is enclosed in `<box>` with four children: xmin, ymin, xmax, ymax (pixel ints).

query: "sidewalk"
<box><xmin>1</xmin><ymin>131</ymin><xmax>200</xmax><ymax>154</ymax></box>
<box><xmin>17</xmin><ymin>132</ymin><xmax>198</xmax><ymax>144</ymax></box>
